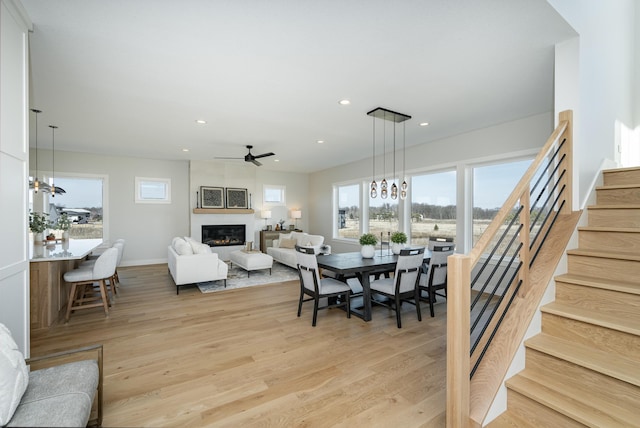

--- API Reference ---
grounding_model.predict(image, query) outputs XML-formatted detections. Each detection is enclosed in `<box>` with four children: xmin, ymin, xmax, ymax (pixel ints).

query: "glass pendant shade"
<box><xmin>370</xmin><ymin>180</ymin><xmax>377</xmax><ymax>198</ymax></box>
<box><xmin>391</xmin><ymin>182</ymin><xmax>398</xmax><ymax>199</ymax></box>
<box><xmin>380</xmin><ymin>178</ymin><xmax>388</xmax><ymax>199</ymax></box>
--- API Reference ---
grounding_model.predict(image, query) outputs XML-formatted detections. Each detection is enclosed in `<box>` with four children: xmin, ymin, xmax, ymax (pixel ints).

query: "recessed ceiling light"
<box><xmin>182</xmin><ymin>148</ymin><xmax>190</xmax><ymax>152</ymax></box>
<box><xmin>419</xmin><ymin>122</ymin><xmax>430</xmax><ymax>127</ymax></box>
<box><xmin>195</xmin><ymin>119</ymin><xmax>207</xmax><ymax>124</ymax></box>
<box><xmin>316</xmin><ymin>140</ymin><xmax>325</xmax><ymax>144</ymax></box>
<box><xmin>274</xmin><ymin>159</ymin><xmax>280</xmax><ymax>162</ymax></box>
<box><xmin>338</xmin><ymin>99</ymin><xmax>351</xmax><ymax>105</ymax></box>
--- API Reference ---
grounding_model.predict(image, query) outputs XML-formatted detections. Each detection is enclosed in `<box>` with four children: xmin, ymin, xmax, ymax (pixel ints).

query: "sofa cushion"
<box><xmin>0</xmin><ymin>324</ymin><xmax>29</xmax><ymax>426</ymax></box>
<box><xmin>7</xmin><ymin>360</ymin><xmax>98</xmax><ymax>427</ymax></box>
<box><xmin>173</xmin><ymin>238</ymin><xmax>193</xmax><ymax>255</ymax></box>
<box><xmin>279</xmin><ymin>238</ymin><xmax>297</xmax><ymax>249</ymax></box>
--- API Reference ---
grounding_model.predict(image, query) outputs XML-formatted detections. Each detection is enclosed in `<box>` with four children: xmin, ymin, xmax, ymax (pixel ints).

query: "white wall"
<box><xmin>548</xmin><ymin>0</ymin><xmax>637</xmax><ymax>206</ymax></box>
<box><xmin>0</xmin><ymin>0</ymin><xmax>31</xmax><ymax>355</ymax></box>
<box><xmin>30</xmin><ymin>149</ymin><xmax>190</xmax><ymax>266</ymax></box>
<box><xmin>309</xmin><ymin>112</ymin><xmax>554</xmax><ymax>254</ymax></box>
<box><xmin>189</xmin><ymin>160</ymin><xmax>309</xmax><ymax>257</ymax></box>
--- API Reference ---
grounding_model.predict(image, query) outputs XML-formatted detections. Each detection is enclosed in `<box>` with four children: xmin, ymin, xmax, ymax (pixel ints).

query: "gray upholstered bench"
<box><xmin>1</xmin><ymin>332</ymin><xmax>103</xmax><ymax>428</ymax></box>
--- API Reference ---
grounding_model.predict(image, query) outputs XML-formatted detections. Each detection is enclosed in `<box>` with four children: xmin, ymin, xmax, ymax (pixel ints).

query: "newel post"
<box><xmin>558</xmin><ymin>110</ymin><xmax>573</xmax><ymax>214</ymax></box>
<box><xmin>446</xmin><ymin>254</ymin><xmax>471</xmax><ymax>428</ymax></box>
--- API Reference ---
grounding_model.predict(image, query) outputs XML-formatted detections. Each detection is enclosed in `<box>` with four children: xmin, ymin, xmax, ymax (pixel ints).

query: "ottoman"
<box><xmin>229</xmin><ymin>250</ymin><xmax>274</xmax><ymax>277</ymax></box>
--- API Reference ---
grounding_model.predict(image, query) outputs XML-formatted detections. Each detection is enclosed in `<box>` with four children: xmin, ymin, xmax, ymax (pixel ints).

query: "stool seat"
<box><xmin>229</xmin><ymin>251</ymin><xmax>273</xmax><ymax>277</ymax></box>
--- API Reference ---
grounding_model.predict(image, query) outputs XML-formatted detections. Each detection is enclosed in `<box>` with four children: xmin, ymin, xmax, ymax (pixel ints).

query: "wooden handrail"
<box><xmin>446</xmin><ymin>110</ymin><xmax>573</xmax><ymax>427</ymax></box>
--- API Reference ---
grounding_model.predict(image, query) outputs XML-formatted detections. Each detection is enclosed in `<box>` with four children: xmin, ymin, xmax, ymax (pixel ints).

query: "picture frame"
<box><xmin>225</xmin><ymin>187</ymin><xmax>248</xmax><ymax>209</ymax></box>
<box><xmin>200</xmin><ymin>186</ymin><xmax>224</xmax><ymax>209</ymax></box>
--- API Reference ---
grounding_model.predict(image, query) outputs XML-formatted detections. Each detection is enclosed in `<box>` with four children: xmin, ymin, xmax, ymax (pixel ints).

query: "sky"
<box><xmin>49</xmin><ymin>177</ymin><xmax>103</xmax><ymax>208</ymax></box>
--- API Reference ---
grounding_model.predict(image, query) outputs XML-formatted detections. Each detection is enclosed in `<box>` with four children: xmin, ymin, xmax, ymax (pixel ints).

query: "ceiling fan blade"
<box><xmin>214</xmin><ymin>156</ymin><xmax>243</xmax><ymax>160</ymax></box>
<box><xmin>253</xmin><ymin>152</ymin><xmax>275</xmax><ymax>159</ymax></box>
<box><xmin>251</xmin><ymin>159</ymin><xmax>262</xmax><ymax>166</ymax></box>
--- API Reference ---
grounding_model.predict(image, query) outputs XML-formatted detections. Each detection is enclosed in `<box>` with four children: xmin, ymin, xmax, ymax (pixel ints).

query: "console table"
<box><xmin>29</xmin><ymin>239</ymin><xmax>103</xmax><ymax>329</ymax></box>
<box><xmin>259</xmin><ymin>230</ymin><xmax>302</xmax><ymax>253</ymax></box>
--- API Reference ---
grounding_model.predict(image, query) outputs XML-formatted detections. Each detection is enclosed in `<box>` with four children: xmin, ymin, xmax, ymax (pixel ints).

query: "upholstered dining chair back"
<box><xmin>92</xmin><ymin>247</ymin><xmax>118</xmax><ymax>280</ymax></box>
<box><xmin>427</xmin><ymin>236</ymin><xmax>455</xmax><ymax>251</ymax></box>
<box><xmin>295</xmin><ymin>245</ymin><xmax>320</xmax><ymax>292</ymax></box>
<box><xmin>423</xmin><ymin>244</ymin><xmax>454</xmax><ymax>287</ymax></box>
<box><xmin>112</xmin><ymin>242</ymin><xmax>124</xmax><ymax>267</ymax></box>
<box><xmin>394</xmin><ymin>247</ymin><xmax>425</xmax><ymax>294</ymax></box>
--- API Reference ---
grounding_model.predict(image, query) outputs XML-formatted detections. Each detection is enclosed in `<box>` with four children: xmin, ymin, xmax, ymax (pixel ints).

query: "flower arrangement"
<box><xmin>359</xmin><ymin>233</ymin><xmax>378</xmax><ymax>246</ymax></box>
<box><xmin>390</xmin><ymin>231</ymin><xmax>407</xmax><ymax>244</ymax></box>
<box><xmin>56</xmin><ymin>212</ymin><xmax>72</xmax><ymax>231</ymax></box>
<box><xmin>29</xmin><ymin>212</ymin><xmax>51</xmax><ymax>234</ymax></box>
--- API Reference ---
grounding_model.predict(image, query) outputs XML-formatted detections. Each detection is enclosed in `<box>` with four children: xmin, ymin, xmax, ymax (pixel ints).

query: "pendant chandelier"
<box><xmin>49</xmin><ymin>125</ymin><xmax>59</xmax><ymax>197</ymax></box>
<box><xmin>28</xmin><ymin>109</ymin><xmax>66</xmax><ymax>195</ymax></box>
<box><xmin>367</xmin><ymin>107</ymin><xmax>411</xmax><ymax>200</ymax></box>
<box><xmin>30</xmin><ymin>109</ymin><xmax>44</xmax><ymax>193</ymax></box>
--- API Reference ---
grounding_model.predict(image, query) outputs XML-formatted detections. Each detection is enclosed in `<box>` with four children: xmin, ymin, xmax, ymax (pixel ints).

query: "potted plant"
<box><xmin>29</xmin><ymin>211</ymin><xmax>50</xmax><ymax>242</ymax></box>
<box><xmin>359</xmin><ymin>233</ymin><xmax>378</xmax><ymax>258</ymax></box>
<box><xmin>390</xmin><ymin>231</ymin><xmax>407</xmax><ymax>255</ymax></box>
<box><xmin>56</xmin><ymin>212</ymin><xmax>72</xmax><ymax>240</ymax></box>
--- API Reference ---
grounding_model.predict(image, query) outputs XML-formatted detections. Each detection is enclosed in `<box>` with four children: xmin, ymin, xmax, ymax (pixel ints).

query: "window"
<box><xmin>336</xmin><ymin>183</ymin><xmax>360</xmax><ymax>239</ymax></box>
<box><xmin>263</xmin><ymin>184</ymin><xmax>286</xmax><ymax>205</ymax></box>
<box><xmin>410</xmin><ymin>170</ymin><xmax>457</xmax><ymax>246</ymax></box>
<box><xmin>368</xmin><ymin>178</ymin><xmax>399</xmax><ymax>242</ymax></box>
<box><xmin>46</xmin><ymin>175</ymin><xmax>106</xmax><ymax>240</ymax></box>
<box><xmin>135</xmin><ymin>177</ymin><xmax>171</xmax><ymax>204</ymax></box>
<box><xmin>472</xmin><ymin>158</ymin><xmax>533</xmax><ymax>246</ymax></box>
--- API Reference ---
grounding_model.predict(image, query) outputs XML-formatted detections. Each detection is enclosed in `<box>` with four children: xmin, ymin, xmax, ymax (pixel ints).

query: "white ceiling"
<box><xmin>22</xmin><ymin>0</ymin><xmax>575</xmax><ymax>173</ymax></box>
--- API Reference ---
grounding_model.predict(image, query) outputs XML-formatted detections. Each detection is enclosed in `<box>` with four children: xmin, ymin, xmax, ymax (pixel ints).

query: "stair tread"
<box><xmin>541</xmin><ymin>301</ymin><xmax>640</xmax><ymax>336</ymax></box>
<box><xmin>578</xmin><ymin>226</ymin><xmax>640</xmax><ymax>233</ymax></box>
<box><xmin>587</xmin><ymin>204</ymin><xmax>640</xmax><ymax>209</ymax></box>
<box><xmin>507</xmin><ymin>372</ymin><xmax>638</xmax><ymax>427</ymax></box>
<box><xmin>554</xmin><ymin>273</ymin><xmax>640</xmax><ymax>295</ymax></box>
<box><xmin>486</xmin><ymin>411</ymin><xmax>537</xmax><ymax>428</ymax></box>
<box><xmin>596</xmin><ymin>184</ymin><xmax>640</xmax><ymax>190</ymax></box>
<box><xmin>566</xmin><ymin>247</ymin><xmax>640</xmax><ymax>261</ymax></box>
<box><xmin>526</xmin><ymin>334</ymin><xmax>640</xmax><ymax>384</ymax></box>
<box><xmin>603</xmin><ymin>166</ymin><xmax>640</xmax><ymax>174</ymax></box>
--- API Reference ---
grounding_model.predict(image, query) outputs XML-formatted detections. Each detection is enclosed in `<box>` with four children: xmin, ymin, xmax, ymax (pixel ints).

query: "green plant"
<box><xmin>434</xmin><ymin>224</ymin><xmax>439</xmax><ymax>231</ymax></box>
<box><xmin>29</xmin><ymin>211</ymin><xmax>51</xmax><ymax>234</ymax></box>
<box><xmin>56</xmin><ymin>212</ymin><xmax>72</xmax><ymax>231</ymax></box>
<box><xmin>359</xmin><ymin>233</ymin><xmax>378</xmax><ymax>246</ymax></box>
<box><xmin>390</xmin><ymin>231</ymin><xmax>407</xmax><ymax>244</ymax></box>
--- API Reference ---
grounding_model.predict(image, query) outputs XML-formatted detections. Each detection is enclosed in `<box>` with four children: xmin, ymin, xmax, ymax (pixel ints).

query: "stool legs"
<box><xmin>65</xmin><ymin>279</ymin><xmax>110</xmax><ymax>322</ymax></box>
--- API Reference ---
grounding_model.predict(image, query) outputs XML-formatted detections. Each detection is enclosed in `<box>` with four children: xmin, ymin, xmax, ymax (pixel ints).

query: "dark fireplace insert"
<box><xmin>202</xmin><ymin>224</ymin><xmax>246</xmax><ymax>247</ymax></box>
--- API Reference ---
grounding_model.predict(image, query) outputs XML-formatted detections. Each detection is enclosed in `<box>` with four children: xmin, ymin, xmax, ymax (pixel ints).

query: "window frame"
<box><xmin>135</xmin><ymin>177</ymin><xmax>171</xmax><ymax>204</ymax></box>
<box><xmin>263</xmin><ymin>184</ymin><xmax>286</xmax><ymax>206</ymax></box>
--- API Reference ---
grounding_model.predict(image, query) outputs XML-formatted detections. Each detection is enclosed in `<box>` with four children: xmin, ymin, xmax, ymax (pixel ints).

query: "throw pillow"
<box><xmin>279</xmin><ymin>238</ymin><xmax>297</xmax><ymax>249</ymax></box>
<box><xmin>193</xmin><ymin>242</ymin><xmax>211</xmax><ymax>254</ymax></box>
<box><xmin>173</xmin><ymin>238</ymin><xmax>193</xmax><ymax>255</ymax></box>
<box><xmin>0</xmin><ymin>323</ymin><xmax>29</xmax><ymax>426</ymax></box>
<box><xmin>184</xmin><ymin>236</ymin><xmax>202</xmax><ymax>253</ymax></box>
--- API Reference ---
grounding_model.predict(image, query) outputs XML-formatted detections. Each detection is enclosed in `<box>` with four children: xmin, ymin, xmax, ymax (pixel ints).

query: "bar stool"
<box><xmin>64</xmin><ymin>247</ymin><xmax>118</xmax><ymax>321</ymax></box>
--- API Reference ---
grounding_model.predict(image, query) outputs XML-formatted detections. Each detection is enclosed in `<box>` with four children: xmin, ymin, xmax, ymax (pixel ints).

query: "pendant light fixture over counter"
<box><xmin>28</xmin><ymin>108</ymin><xmax>66</xmax><ymax>195</ymax></box>
<box><xmin>367</xmin><ymin>107</ymin><xmax>411</xmax><ymax>200</ymax></box>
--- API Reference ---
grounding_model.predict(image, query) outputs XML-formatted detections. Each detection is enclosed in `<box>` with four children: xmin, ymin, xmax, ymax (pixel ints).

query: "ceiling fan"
<box><xmin>215</xmin><ymin>145</ymin><xmax>275</xmax><ymax>166</ymax></box>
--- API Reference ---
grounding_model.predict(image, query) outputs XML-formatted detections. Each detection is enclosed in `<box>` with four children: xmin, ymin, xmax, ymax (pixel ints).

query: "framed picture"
<box><xmin>225</xmin><ymin>187</ymin><xmax>248</xmax><ymax>209</ymax></box>
<box><xmin>200</xmin><ymin>186</ymin><xmax>224</xmax><ymax>209</ymax></box>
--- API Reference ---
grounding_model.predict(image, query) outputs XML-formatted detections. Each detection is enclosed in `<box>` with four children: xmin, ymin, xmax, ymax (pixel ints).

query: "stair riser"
<box><xmin>587</xmin><ymin>208</ymin><xmax>640</xmax><ymax>227</ymax></box>
<box><xmin>541</xmin><ymin>312</ymin><xmax>640</xmax><ymax>362</ymax></box>
<box><xmin>579</xmin><ymin>230</ymin><xmax>640</xmax><ymax>252</ymax></box>
<box><xmin>555</xmin><ymin>281</ymin><xmax>640</xmax><ymax>314</ymax></box>
<box><xmin>567</xmin><ymin>254</ymin><xmax>640</xmax><ymax>283</ymax></box>
<box><xmin>596</xmin><ymin>187</ymin><xmax>640</xmax><ymax>205</ymax></box>
<box><xmin>603</xmin><ymin>169</ymin><xmax>640</xmax><ymax>186</ymax></box>
<box><xmin>525</xmin><ymin>349</ymin><xmax>640</xmax><ymax>409</ymax></box>
<box><xmin>506</xmin><ymin>389</ymin><xmax>584</xmax><ymax>428</ymax></box>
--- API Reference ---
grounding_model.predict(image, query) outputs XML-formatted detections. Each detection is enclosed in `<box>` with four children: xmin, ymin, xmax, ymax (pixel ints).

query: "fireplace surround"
<box><xmin>202</xmin><ymin>224</ymin><xmax>246</xmax><ymax>247</ymax></box>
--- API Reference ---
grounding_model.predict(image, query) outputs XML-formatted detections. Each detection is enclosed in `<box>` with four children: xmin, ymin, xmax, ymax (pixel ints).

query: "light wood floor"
<box><xmin>31</xmin><ymin>264</ymin><xmax>447</xmax><ymax>427</ymax></box>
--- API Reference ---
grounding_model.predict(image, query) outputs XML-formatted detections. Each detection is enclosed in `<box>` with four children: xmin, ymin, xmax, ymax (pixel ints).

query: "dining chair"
<box><xmin>427</xmin><ymin>236</ymin><xmax>454</xmax><ymax>251</ymax></box>
<box><xmin>419</xmin><ymin>244</ymin><xmax>455</xmax><ymax>317</ymax></box>
<box><xmin>295</xmin><ymin>245</ymin><xmax>351</xmax><ymax>326</ymax></box>
<box><xmin>369</xmin><ymin>247</ymin><xmax>425</xmax><ymax>328</ymax></box>
<box><xmin>63</xmin><ymin>247</ymin><xmax>118</xmax><ymax>321</ymax></box>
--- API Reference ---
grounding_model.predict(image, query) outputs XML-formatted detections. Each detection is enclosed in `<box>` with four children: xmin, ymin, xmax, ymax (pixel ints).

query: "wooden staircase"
<box><xmin>488</xmin><ymin>166</ymin><xmax>640</xmax><ymax>427</ymax></box>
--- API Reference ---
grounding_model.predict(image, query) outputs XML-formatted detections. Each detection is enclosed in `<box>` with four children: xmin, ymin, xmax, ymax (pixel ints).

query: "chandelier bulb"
<box><xmin>34</xmin><ymin>179</ymin><xmax>39</xmax><ymax>193</ymax></box>
<box><xmin>381</xmin><ymin>187</ymin><xmax>388</xmax><ymax>199</ymax></box>
<box><xmin>401</xmin><ymin>180</ymin><xmax>408</xmax><ymax>191</ymax></box>
<box><xmin>391</xmin><ymin>183</ymin><xmax>398</xmax><ymax>199</ymax></box>
<box><xmin>370</xmin><ymin>188</ymin><xmax>377</xmax><ymax>198</ymax></box>
<box><xmin>400</xmin><ymin>190</ymin><xmax>407</xmax><ymax>200</ymax></box>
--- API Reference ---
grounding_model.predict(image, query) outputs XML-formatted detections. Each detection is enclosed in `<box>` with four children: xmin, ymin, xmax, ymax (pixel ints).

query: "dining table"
<box><xmin>317</xmin><ymin>248</ymin><xmax>431</xmax><ymax>321</ymax></box>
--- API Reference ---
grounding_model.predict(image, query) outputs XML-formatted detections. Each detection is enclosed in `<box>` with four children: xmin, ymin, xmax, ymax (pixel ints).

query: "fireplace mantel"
<box><xmin>193</xmin><ymin>208</ymin><xmax>255</xmax><ymax>214</ymax></box>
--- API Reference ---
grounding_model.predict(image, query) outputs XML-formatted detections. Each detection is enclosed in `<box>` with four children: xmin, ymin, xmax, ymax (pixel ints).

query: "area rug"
<box><xmin>197</xmin><ymin>262</ymin><xmax>299</xmax><ymax>293</ymax></box>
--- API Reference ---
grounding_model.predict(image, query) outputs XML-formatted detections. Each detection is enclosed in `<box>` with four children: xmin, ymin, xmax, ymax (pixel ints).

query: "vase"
<box><xmin>361</xmin><ymin>245</ymin><xmax>375</xmax><ymax>258</ymax></box>
<box><xmin>62</xmin><ymin>230</ymin><xmax>70</xmax><ymax>241</ymax></box>
<box><xmin>392</xmin><ymin>243</ymin><xmax>404</xmax><ymax>255</ymax></box>
<box><xmin>34</xmin><ymin>232</ymin><xmax>44</xmax><ymax>243</ymax></box>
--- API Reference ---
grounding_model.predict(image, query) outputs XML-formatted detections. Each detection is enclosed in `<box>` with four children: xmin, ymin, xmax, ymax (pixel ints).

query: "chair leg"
<box><xmin>429</xmin><ymin>288</ymin><xmax>435</xmax><ymax>317</ymax></box>
<box><xmin>65</xmin><ymin>283</ymin><xmax>78</xmax><ymax>321</ymax></box>
<box><xmin>415</xmin><ymin>288</ymin><xmax>422</xmax><ymax>322</ymax></box>
<box><xmin>98</xmin><ymin>279</ymin><xmax>109</xmax><ymax>316</ymax></box>
<box><xmin>312</xmin><ymin>297</ymin><xmax>319</xmax><ymax>327</ymax></box>
<box><xmin>345</xmin><ymin>291</ymin><xmax>351</xmax><ymax>319</ymax></box>
<box><xmin>395</xmin><ymin>295</ymin><xmax>402</xmax><ymax>328</ymax></box>
<box><xmin>297</xmin><ymin>288</ymin><xmax>304</xmax><ymax>317</ymax></box>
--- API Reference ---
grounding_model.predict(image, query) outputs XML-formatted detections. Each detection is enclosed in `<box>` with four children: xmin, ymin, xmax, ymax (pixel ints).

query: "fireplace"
<box><xmin>202</xmin><ymin>224</ymin><xmax>246</xmax><ymax>247</ymax></box>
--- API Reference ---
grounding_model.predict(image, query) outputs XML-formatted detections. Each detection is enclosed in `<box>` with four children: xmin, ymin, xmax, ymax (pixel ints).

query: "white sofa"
<box><xmin>266</xmin><ymin>231</ymin><xmax>324</xmax><ymax>269</ymax></box>
<box><xmin>168</xmin><ymin>237</ymin><xmax>228</xmax><ymax>294</ymax></box>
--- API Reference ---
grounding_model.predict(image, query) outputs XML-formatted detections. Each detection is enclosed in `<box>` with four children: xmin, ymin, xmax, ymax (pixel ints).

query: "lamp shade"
<box><xmin>291</xmin><ymin>210</ymin><xmax>302</xmax><ymax>219</ymax></box>
<box><xmin>261</xmin><ymin>210</ymin><xmax>272</xmax><ymax>219</ymax></box>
